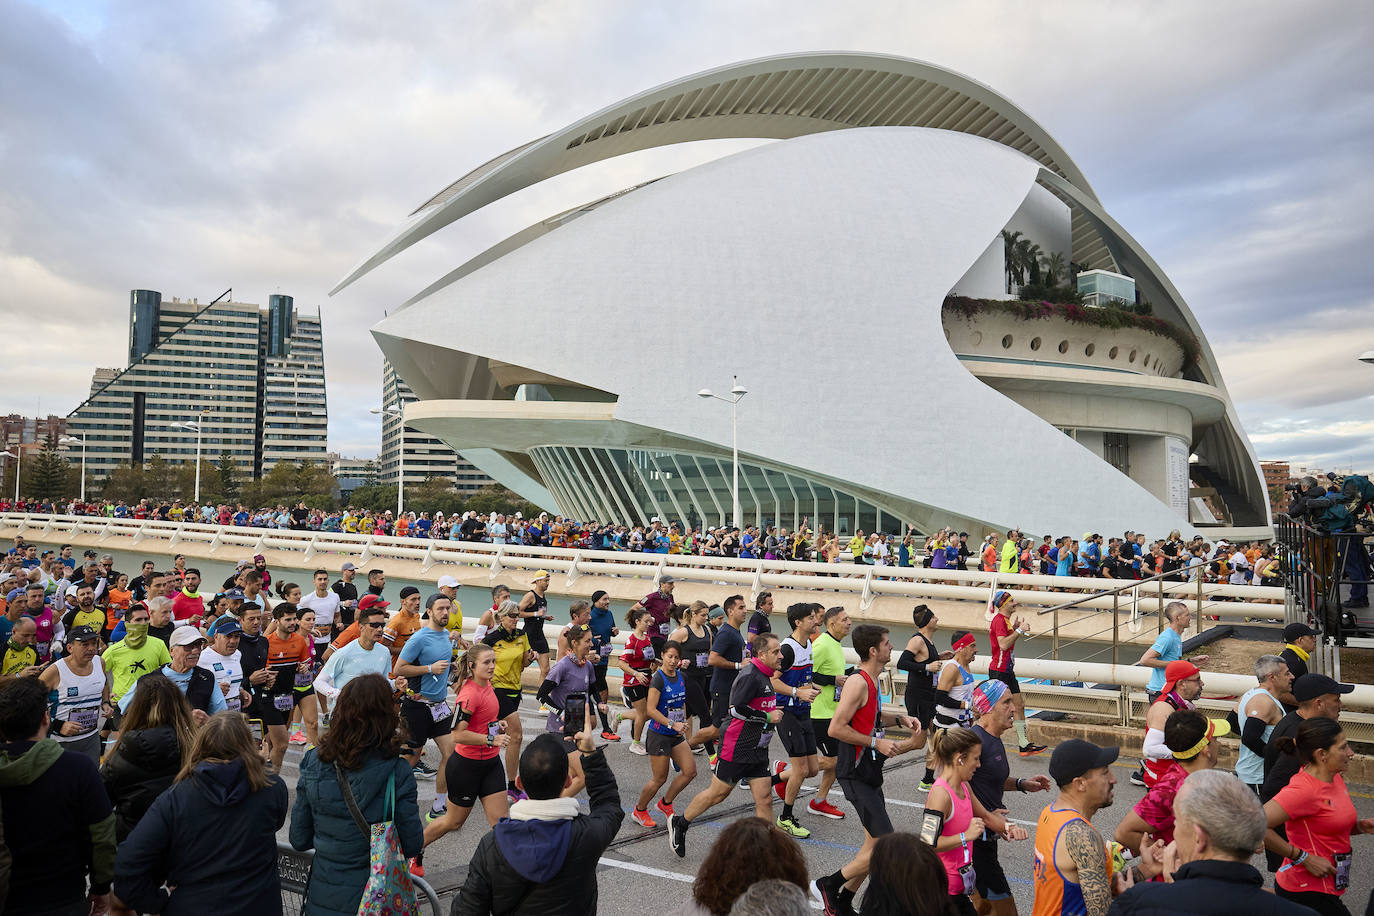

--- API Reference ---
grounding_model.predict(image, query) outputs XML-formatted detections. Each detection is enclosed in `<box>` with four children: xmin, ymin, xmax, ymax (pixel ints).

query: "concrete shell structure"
<box><xmin>337</xmin><ymin>52</ymin><xmax>1269</xmax><ymax>538</ymax></box>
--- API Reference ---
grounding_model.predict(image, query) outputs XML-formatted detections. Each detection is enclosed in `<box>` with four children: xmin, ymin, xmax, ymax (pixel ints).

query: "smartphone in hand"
<box><xmin>563</xmin><ymin>695</ymin><xmax>586</xmax><ymax>737</ymax></box>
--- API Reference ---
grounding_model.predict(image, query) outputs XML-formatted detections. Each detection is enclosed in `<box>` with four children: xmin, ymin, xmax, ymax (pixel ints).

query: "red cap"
<box><xmin>1160</xmin><ymin>659</ymin><xmax>1200</xmax><ymax>697</ymax></box>
<box><xmin>359</xmin><ymin>594</ymin><xmax>390</xmax><ymax>611</ymax></box>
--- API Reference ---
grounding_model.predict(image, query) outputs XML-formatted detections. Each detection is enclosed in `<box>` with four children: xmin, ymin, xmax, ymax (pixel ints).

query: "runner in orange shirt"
<box><xmin>264</xmin><ymin>602</ymin><xmax>310</xmax><ymax>771</ymax></box>
<box><xmin>382</xmin><ymin>586</ymin><xmax>424</xmax><ymax>660</ymax></box>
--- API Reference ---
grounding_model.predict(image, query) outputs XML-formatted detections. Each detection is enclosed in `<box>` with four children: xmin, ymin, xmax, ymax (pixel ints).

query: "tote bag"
<box><xmin>335</xmin><ymin>763</ymin><xmax>420</xmax><ymax>915</ymax></box>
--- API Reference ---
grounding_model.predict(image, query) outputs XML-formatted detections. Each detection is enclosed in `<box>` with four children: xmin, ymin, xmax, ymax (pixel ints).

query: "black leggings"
<box><xmin>1275</xmin><ymin>888</ymin><xmax>1350</xmax><ymax>916</ymax></box>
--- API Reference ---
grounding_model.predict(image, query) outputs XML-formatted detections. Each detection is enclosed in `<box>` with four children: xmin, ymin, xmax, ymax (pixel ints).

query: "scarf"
<box><xmin>1284</xmin><ymin>643</ymin><xmax>1310</xmax><ymax>663</ymax></box>
<box><xmin>508</xmin><ymin>795</ymin><xmax>580</xmax><ymax>821</ymax></box>
<box><xmin>125</xmin><ymin>621</ymin><xmax>149</xmax><ymax>649</ymax></box>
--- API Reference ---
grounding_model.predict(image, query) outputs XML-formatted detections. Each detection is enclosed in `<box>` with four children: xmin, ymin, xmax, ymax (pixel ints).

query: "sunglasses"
<box><xmin>362</xmin><ymin>621</ymin><xmax>385</xmax><ymax>629</ymax></box>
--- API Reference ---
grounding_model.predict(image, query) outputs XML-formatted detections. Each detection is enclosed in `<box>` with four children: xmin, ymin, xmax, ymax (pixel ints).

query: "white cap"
<box><xmin>436</xmin><ymin>575</ymin><xmax>460</xmax><ymax>589</ymax></box>
<box><xmin>169</xmin><ymin>625</ymin><xmax>206</xmax><ymax>647</ymax></box>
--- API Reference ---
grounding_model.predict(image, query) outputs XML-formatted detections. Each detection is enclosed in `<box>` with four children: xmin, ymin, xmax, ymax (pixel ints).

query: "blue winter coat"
<box><xmin>289</xmin><ymin>747</ymin><xmax>424</xmax><ymax>916</ymax></box>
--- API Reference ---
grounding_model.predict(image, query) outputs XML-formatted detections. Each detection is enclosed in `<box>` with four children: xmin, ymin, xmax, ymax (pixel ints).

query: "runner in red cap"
<box><xmin>1140</xmin><ymin>659</ymin><xmax>1203</xmax><ymax>788</ymax></box>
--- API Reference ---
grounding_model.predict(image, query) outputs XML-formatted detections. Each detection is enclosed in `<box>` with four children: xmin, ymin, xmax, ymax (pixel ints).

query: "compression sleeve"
<box><xmin>536</xmin><ymin>678</ymin><xmax>557</xmax><ymax>707</ymax></box>
<box><xmin>473</xmin><ymin>624</ymin><xmax>489</xmax><ymax>642</ymax></box>
<box><xmin>812</xmin><ymin>672</ymin><xmax>836</xmax><ymax>686</ymax></box>
<box><xmin>312</xmin><ymin>656</ymin><xmax>341</xmax><ymax>700</ymax></box>
<box><xmin>935</xmin><ymin>688</ymin><xmax>960</xmax><ymax>708</ymax></box>
<box><xmin>1241</xmin><ymin>715</ymin><xmax>1269</xmax><ymax>758</ymax></box>
<box><xmin>1142</xmin><ymin>727</ymin><xmax>1170</xmax><ymax>760</ymax></box>
<box><xmin>896</xmin><ymin>649</ymin><xmax>920</xmax><ymax>673</ymax></box>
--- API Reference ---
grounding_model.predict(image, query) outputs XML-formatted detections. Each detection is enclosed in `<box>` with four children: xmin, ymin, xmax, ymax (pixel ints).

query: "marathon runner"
<box><xmin>517</xmin><ymin>571</ymin><xmax>555</xmax><ymax>689</ymax></box>
<box><xmin>747</xmin><ymin>591</ymin><xmax>774</xmax><ymax>638</ymax></box>
<box><xmin>770</xmin><ymin>602</ymin><xmax>822</xmax><ymax>838</ymax></box>
<box><xmin>1115</xmin><ymin>709</ymin><xmax>1228</xmax><ymax>855</ymax></box>
<box><xmin>288</xmin><ymin>608</ymin><xmax>324</xmax><ymax>747</ymax></box>
<box><xmin>263</xmin><ymin>602</ymin><xmax>310</xmax><ymax>771</ymax></box>
<box><xmin>617</xmin><ymin>608</ymin><xmax>657</xmax><ymax>754</ymax></box>
<box><xmin>472</xmin><ymin>584</ymin><xmax>511</xmax><ymax>643</ymax></box>
<box><xmin>631</xmin><ymin>640</ymin><xmax>698</xmax><ymax>827</ymax></box>
<box><xmin>536</xmin><ymin>623</ymin><xmax>607</xmax><ymax>798</ymax></box>
<box><xmin>987</xmin><ymin>590</ymin><xmax>1045</xmax><ymax>757</ymax></box>
<box><xmin>967</xmin><ymin>680</ymin><xmax>1052</xmax><ymax>916</ymax></box>
<box><xmin>1140</xmin><ymin>660</ymin><xmax>1203</xmax><ymax>789</ymax></box>
<box><xmin>197</xmin><ymin>616</ymin><xmax>249</xmax><ymax>712</ymax></box>
<box><xmin>101</xmin><ymin>604</ymin><xmax>171</xmax><ymax>712</ymax></box>
<box><xmin>39</xmin><ymin>624</ymin><xmax>110</xmax><ymax>762</ymax></box>
<box><xmin>313</xmin><ymin>601</ymin><xmax>407</xmax><ymax>700</ymax></box>
<box><xmin>667</xmin><ymin>599</ymin><xmax>716</xmax><ymax>757</ymax></box>
<box><xmin>813</xmin><ymin>624</ymin><xmax>921</xmax><ymax>916</ymax></box>
<box><xmin>630</xmin><ymin>574</ymin><xmax>677</xmax><ymax>655</ymax></box>
<box><xmin>587</xmin><ymin>589</ymin><xmax>621</xmax><ymax>740</ymax></box>
<box><xmin>931</xmin><ymin>632</ymin><xmax>980</xmax><ymax>787</ymax></box>
<box><xmin>668</xmin><ymin>632</ymin><xmax>788</xmax><ymax>858</ymax></box>
<box><xmin>1</xmin><ymin>615</ymin><xmax>41</xmax><ymax>676</ymax></box>
<box><xmin>808</xmin><ymin>605</ymin><xmax>851</xmax><ymax>820</ymax></box>
<box><xmin>1234</xmin><ymin>654</ymin><xmax>1292</xmax><ymax>795</ymax></box>
<box><xmin>706</xmin><ymin>595</ymin><xmax>749</xmax><ymax>765</ymax></box>
<box><xmin>898</xmin><ymin>604</ymin><xmax>950</xmax><ymax>791</ymax></box>
<box><xmin>482</xmin><ymin>600</ymin><xmax>535</xmax><ymax>801</ymax></box>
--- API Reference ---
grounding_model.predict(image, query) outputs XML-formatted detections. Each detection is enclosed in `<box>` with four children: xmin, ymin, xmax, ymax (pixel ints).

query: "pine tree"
<box><xmin>30</xmin><ymin>435</ymin><xmax>69</xmax><ymax>501</ymax></box>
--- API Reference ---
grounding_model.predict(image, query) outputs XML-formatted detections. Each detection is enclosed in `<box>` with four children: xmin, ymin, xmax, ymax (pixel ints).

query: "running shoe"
<box><xmin>628</xmin><ymin>741</ymin><xmax>648</xmax><ymax>756</ymax></box>
<box><xmin>708</xmin><ymin>752</ymin><xmax>719</xmax><ymax>771</ymax></box>
<box><xmin>289</xmin><ymin>727</ymin><xmax>306</xmax><ymax>745</ymax></box>
<box><xmin>775</xmin><ymin>815</ymin><xmax>811</xmax><ymax>838</ymax></box>
<box><xmin>413</xmin><ymin>760</ymin><xmax>438</xmax><ymax>779</ymax></box>
<box><xmin>600</xmin><ymin>730</ymin><xmax>622</xmax><ymax>742</ymax></box>
<box><xmin>807</xmin><ymin>798</ymin><xmax>845</xmax><ymax>819</ymax></box>
<box><xmin>814</xmin><ymin>875</ymin><xmax>841</xmax><ymax>916</ymax></box>
<box><xmin>425</xmin><ymin>807</ymin><xmax>446</xmax><ymax>824</ymax></box>
<box><xmin>773</xmin><ymin>760</ymin><xmax>788</xmax><ymax>801</ymax></box>
<box><xmin>668</xmin><ymin>815</ymin><xmax>687</xmax><ymax>858</ymax></box>
<box><xmin>1018</xmin><ymin>743</ymin><xmax>1047</xmax><ymax>758</ymax></box>
<box><xmin>656</xmin><ymin>796</ymin><xmax>675</xmax><ymax>818</ymax></box>
<box><xmin>408</xmin><ymin>856</ymin><xmax>425</xmax><ymax>878</ymax></box>
<box><xmin>690</xmin><ymin>742</ymin><xmax>707</xmax><ymax>755</ymax></box>
<box><xmin>607</xmin><ymin>708</ymin><xmax>623</xmax><ymax>733</ymax></box>
<box><xmin>917</xmin><ymin>778</ymin><xmax>934</xmax><ymax>792</ymax></box>
<box><xmin>1129</xmin><ymin>768</ymin><xmax>1147</xmax><ymax>788</ymax></box>
<box><xmin>630</xmin><ymin>808</ymin><xmax>656</xmax><ymax>829</ymax></box>
<box><xmin>507</xmin><ymin>786</ymin><xmax>528</xmax><ymax>803</ymax></box>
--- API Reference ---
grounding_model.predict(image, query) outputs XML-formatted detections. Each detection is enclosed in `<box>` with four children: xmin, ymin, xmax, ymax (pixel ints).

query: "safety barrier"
<box><xmin>278</xmin><ymin>842</ymin><xmax>442</xmax><ymax>915</ymax></box>
<box><xmin>0</xmin><ymin>513</ymin><xmax>1285</xmax><ymax>624</ymax></box>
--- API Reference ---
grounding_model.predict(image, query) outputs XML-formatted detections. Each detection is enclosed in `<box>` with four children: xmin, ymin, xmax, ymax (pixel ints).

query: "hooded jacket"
<box><xmin>289</xmin><ymin>748</ymin><xmax>423</xmax><ymax>916</ymax></box>
<box><xmin>454</xmin><ymin>747</ymin><xmax>623</xmax><ymax>915</ymax></box>
<box><xmin>114</xmin><ymin>758</ymin><xmax>288</xmax><ymax>915</ymax></box>
<box><xmin>100</xmin><ymin>725</ymin><xmax>184</xmax><ymax>841</ymax></box>
<box><xmin>0</xmin><ymin>738</ymin><xmax>115</xmax><ymax>914</ymax></box>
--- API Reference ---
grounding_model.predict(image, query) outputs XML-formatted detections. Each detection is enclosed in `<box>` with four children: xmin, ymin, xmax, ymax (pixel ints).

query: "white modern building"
<box><xmin>334</xmin><ymin>52</ymin><xmax>1270</xmax><ymax>539</ymax></box>
<box><xmin>68</xmin><ymin>290</ymin><xmax>328</xmax><ymax>482</ymax></box>
<box><xmin>379</xmin><ymin>359</ymin><xmax>497</xmax><ymax>496</ymax></box>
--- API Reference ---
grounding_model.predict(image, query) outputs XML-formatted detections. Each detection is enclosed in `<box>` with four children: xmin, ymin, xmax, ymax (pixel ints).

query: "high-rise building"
<box><xmin>67</xmin><ymin>290</ymin><xmax>328</xmax><ymax>483</ymax></box>
<box><xmin>380</xmin><ymin>359</ymin><xmax>494</xmax><ymax>496</ymax></box>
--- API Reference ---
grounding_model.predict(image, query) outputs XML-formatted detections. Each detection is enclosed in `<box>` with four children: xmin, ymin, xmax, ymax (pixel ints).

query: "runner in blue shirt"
<box><xmin>394</xmin><ymin>594</ymin><xmax>460</xmax><ymax>822</ymax></box>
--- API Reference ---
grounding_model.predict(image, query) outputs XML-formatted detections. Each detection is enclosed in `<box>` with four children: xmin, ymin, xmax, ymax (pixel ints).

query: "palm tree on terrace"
<box><xmin>1040</xmin><ymin>251</ymin><xmax>1067</xmax><ymax>287</ymax></box>
<box><xmin>1001</xmin><ymin>229</ymin><xmax>1023</xmax><ymax>294</ymax></box>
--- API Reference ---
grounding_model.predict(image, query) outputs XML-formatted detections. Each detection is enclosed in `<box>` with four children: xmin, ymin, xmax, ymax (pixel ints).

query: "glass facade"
<box><xmin>527</xmin><ymin>445</ymin><xmax>915</xmax><ymax>535</ymax></box>
<box><xmin>1076</xmin><ymin>269</ymin><xmax>1136</xmax><ymax>307</ymax></box>
<box><xmin>128</xmin><ymin>289</ymin><xmax>161</xmax><ymax>363</ymax></box>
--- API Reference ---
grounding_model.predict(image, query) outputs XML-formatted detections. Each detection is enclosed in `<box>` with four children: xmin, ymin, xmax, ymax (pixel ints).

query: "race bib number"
<box><xmin>487</xmin><ymin>721</ymin><xmax>501</xmax><ymax>740</ymax></box>
<box><xmin>695</xmin><ymin>652</ymin><xmax>709</xmax><ymax>668</ymax></box>
<box><xmin>958</xmin><ymin>862</ymin><xmax>977</xmax><ymax>896</ymax></box>
<box><xmin>659</xmin><ymin>622</ymin><xmax>671</xmax><ymax>636</ymax></box>
<box><xmin>226</xmin><ymin>694</ymin><xmax>242</xmax><ymax>712</ymax></box>
<box><xmin>36</xmin><ymin>641</ymin><xmax>49</xmax><ymax>660</ymax></box>
<box><xmin>642</xmin><ymin>646</ymin><xmax>655</xmax><ymax>661</ymax></box>
<box><xmin>834</xmin><ymin>684</ymin><xmax>843</xmax><ymax>702</ymax></box>
<box><xmin>294</xmin><ymin>667</ymin><xmax>314</xmax><ymax>687</ymax></box>
<box><xmin>1334</xmin><ymin>852</ymin><xmax>1352</xmax><ymax>891</ymax></box>
<box><xmin>430</xmin><ymin>702</ymin><xmax>451</xmax><ymax>722</ymax></box>
<box><xmin>668</xmin><ymin>707</ymin><xmax>686</xmax><ymax>723</ymax></box>
<box><xmin>272</xmin><ymin>693</ymin><xmax>294</xmax><ymax>712</ymax></box>
<box><xmin>599</xmin><ymin>644</ymin><xmax>612</xmax><ymax>658</ymax></box>
<box><xmin>69</xmin><ymin>706</ymin><xmax>99</xmax><ymax>733</ymax></box>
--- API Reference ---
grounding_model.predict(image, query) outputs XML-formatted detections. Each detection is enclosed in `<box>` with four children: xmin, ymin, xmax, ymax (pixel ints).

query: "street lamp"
<box><xmin>1</xmin><ymin>449</ymin><xmax>18</xmax><ymax>502</ymax></box>
<box><xmin>170</xmin><ymin>420</ymin><xmax>204</xmax><ymax>503</ymax></box>
<box><xmin>371</xmin><ymin>406</ymin><xmax>405</xmax><ymax>517</ymax></box>
<box><xmin>697</xmin><ymin>376</ymin><xmax>749</xmax><ymax>528</ymax></box>
<box><xmin>58</xmin><ymin>436</ymin><xmax>86</xmax><ymax>502</ymax></box>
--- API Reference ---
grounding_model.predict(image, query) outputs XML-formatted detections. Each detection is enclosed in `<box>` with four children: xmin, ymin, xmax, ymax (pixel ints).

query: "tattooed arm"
<box><xmin>1061</xmin><ymin>817</ymin><xmax>1111</xmax><ymax>916</ymax></box>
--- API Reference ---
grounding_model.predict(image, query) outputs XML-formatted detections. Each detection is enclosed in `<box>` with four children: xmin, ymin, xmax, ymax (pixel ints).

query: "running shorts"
<box><xmin>684</xmin><ymin>676</ymin><xmax>710</xmax><ymax>720</ymax></box>
<box><xmin>971</xmin><ymin>837</ymin><xmax>1011</xmax><ymax>900</ymax></box>
<box><xmin>813</xmin><ymin>716</ymin><xmax>839</xmax><ymax>758</ymax></box>
<box><xmin>989</xmin><ymin>667</ymin><xmax>1020</xmax><ymax>694</ymax></box>
<box><xmin>710</xmin><ymin>691</ymin><xmax>732</xmax><ymax>730</ymax></box>
<box><xmin>623</xmin><ymin>681</ymin><xmax>649</xmax><ymax>704</ymax></box>
<box><xmin>496</xmin><ymin>688</ymin><xmax>522</xmax><ymax>720</ymax></box>
<box><xmin>646</xmin><ymin>729</ymin><xmax>684</xmax><ymax>757</ymax></box>
<box><xmin>776</xmin><ymin>711</ymin><xmax>817</xmax><ymax>758</ymax></box>
<box><xmin>401</xmin><ymin>696</ymin><xmax>454</xmax><ymax>749</ymax></box>
<box><xmin>254</xmin><ymin>693</ymin><xmax>290</xmax><ymax>727</ymax></box>
<box><xmin>293</xmin><ymin>685</ymin><xmax>315</xmax><ymax>702</ymax></box>
<box><xmin>905</xmin><ymin>693</ymin><xmax>937</xmax><ymax>730</ymax></box>
<box><xmin>445</xmin><ymin>753</ymin><xmax>506</xmax><ymax>808</ymax></box>
<box><xmin>525</xmin><ymin>626</ymin><xmax>550</xmax><ymax>654</ymax></box>
<box><xmin>715</xmin><ymin>757</ymin><xmax>769</xmax><ymax>785</ymax></box>
<box><xmin>837</xmin><ymin>776</ymin><xmax>893</xmax><ymax>837</ymax></box>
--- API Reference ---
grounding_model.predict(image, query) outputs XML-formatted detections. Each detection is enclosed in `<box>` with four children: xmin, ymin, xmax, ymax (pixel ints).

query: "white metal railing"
<box><xmin>2</xmin><ymin>513</ymin><xmax>1285</xmax><ymax>626</ymax></box>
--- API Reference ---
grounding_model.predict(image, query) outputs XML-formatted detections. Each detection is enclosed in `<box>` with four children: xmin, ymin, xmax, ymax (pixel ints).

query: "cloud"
<box><xmin>1</xmin><ymin>0</ymin><xmax>1370</xmax><ymax>467</ymax></box>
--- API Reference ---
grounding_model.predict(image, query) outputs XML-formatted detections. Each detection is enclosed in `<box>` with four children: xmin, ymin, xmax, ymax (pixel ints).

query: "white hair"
<box><xmin>1174</xmin><ymin>769</ymin><xmax>1265</xmax><ymax>859</ymax></box>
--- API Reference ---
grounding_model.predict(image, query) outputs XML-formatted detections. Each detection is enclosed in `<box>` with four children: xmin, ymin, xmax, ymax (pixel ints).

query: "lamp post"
<box><xmin>1</xmin><ymin>449</ymin><xmax>18</xmax><ymax>502</ymax></box>
<box><xmin>58</xmin><ymin>436</ymin><xmax>86</xmax><ymax>502</ymax></box>
<box><xmin>170</xmin><ymin>420</ymin><xmax>204</xmax><ymax>503</ymax></box>
<box><xmin>697</xmin><ymin>376</ymin><xmax>749</xmax><ymax>528</ymax></box>
<box><xmin>371</xmin><ymin>406</ymin><xmax>405</xmax><ymax>517</ymax></box>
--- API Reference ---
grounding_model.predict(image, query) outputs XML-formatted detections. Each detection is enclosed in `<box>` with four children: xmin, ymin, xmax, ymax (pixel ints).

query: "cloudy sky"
<box><xmin>2</xmin><ymin>1</ymin><xmax>1371</xmax><ymax>471</ymax></box>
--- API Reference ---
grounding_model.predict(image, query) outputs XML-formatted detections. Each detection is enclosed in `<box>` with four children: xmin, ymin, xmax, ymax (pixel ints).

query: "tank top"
<box><xmin>30</xmin><ymin>610</ymin><xmax>56</xmax><ymax>662</ymax></box>
<box><xmin>681</xmin><ymin>624</ymin><xmax>714</xmax><ymax>678</ymax></box>
<box><xmin>935</xmin><ymin>777</ymin><xmax>974</xmax><ymax>896</ymax></box>
<box><xmin>649</xmin><ymin>669</ymin><xmax>688</xmax><ymax>736</ymax></box>
<box><xmin>907</xmin><ymin>633</ymin><xmax>938</xmax><ymax>701</ymax></box>
<box><xmin>53</xmin><ymin>656</ymin><xmax>105</xmax><ymax>742</ymax></box>
<box><xmin>1032</xmin><ymin>804</ymin><xmax>1113</xmax><ymax>916</ymax></box>
<box><xmin>523</xmin><ymin>591</ymin><xmax>548</xmax><ymax>640</ymax></box>
<box><xmin>778</xmin><ymin>636</ymin><xmax>813</xmax><ymax>711</ymax></box>
<box><xmin>935</xmin><ymin>660</ymin><xmax>975</xmax><ymax>728</ymax></box>
<box><xmin>1143</xmin><ymin>691</ymin><xmax>1194</xmax><ymax>787</ymax></box>
<box><xmin>1235</xmin><ymin>685</ymin><xmax>1277</xmax><ymax>785</ymax></box>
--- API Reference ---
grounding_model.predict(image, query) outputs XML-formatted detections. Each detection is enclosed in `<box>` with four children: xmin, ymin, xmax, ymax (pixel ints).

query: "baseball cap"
<box><xmin>660</xmin><ymin>574</ymin><xmax>677</xmax><ymax>584</ymax></box>
<box><xmin>398</xmin><ymin>586</ymin><xmax>420</xmax><ymax>600</ymax></box>
<box><xmin>225</xmin><ymin>588</ymin><xmax>246</xmax><ymax>601</ymax></box>
<box><xmin>1283</xmin><ymin>622</ymin><xmax>1315</xmax><ymax>642</ymax></box>
<box><xmin>1048</xmin><ymin>739</ymin><xmax>1120</xmax><ymax>786</ymax></box>
<box><xmin>436</xmin><ymin>575</ymin><xmax>460</xmax><ymax>589</ymax></box>
<box><xmin>359</xmin><ymin>594</ymin><xmax>390</xmax><ymax>611</ymax></box>
<box><xmin>531</xmin><ymin>570</ymin><xmax>551</xmax><ymax>583</ymax></box>
<box><xmin>1293</xmin><ymin>673</ymin><xmax>1355</xmax><ymax>703</ymax></box>
<box><xmin>1167</xmin><ymin>714</ymin><xmax>1231</xmax><ymax>760</ymax></box>
<box><xmin>1160</xmin><ymin>660</ymin><xmax>1201</xmax><ymax>697</ymax></box>
<box><xmin>67</xmin><ymin>625</ymin><xmax>100</xmax><ymax>643</ymax></box>
<box><xmin>341</xmin><ymin>562</ymin><xmax>357</xmax><ymax>572</ymax></box>
<box><xmin>211</xmin><ymin>616</ymin><xmax>242</xmax><ymax>637</ymax></box>
<box><xmin>169</xmin><ymin>625</ymin><xmax>207</xmax><ymax>647</ymax></box>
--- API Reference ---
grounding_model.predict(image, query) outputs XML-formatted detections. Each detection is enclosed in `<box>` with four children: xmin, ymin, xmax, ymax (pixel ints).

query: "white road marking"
<box><xmin>597</xmin><ymin>857</ymin><xmax>694</xmax><ymax>883</ymax></box>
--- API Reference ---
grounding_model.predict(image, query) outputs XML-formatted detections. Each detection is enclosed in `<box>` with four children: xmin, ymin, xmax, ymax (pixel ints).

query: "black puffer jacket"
<box><xmin>101</xmin><ymin>726</ymin><xmax>183</xmax><ymax>841</ymax></box>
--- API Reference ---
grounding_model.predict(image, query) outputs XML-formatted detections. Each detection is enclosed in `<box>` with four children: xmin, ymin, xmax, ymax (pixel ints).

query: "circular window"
<box><xmin>1030</xmin><ymin>337</ymin><xmax>1041</xmax><ymax>351</ymax></box>
<box><xmin>1058</xmin><ymin>340</ymin><xmax>1069</xmax><ymax>354</ymax></box>
<box><xmin>1085</xmin><ymin>343</ymin><xmax>1096</xmax><ymax>357</ymax></box>
<box><xmin>971</xmin><ymin>331</ymin><xmax>983</xmax><ymax>346</ymax></box>
<box><xmin>1128</xmin><ymin>350</ymin><xmax>1137</xmax><ymax>363</ymax></box>
<box><xmin>1109</xmin><ymin>346</ymin><xmax>1119</xmax><ymax>359</ymax></box>
<box><xmin>1001</xmin><ymin>335</ymin><xmax>1013</xmax><ymax>349</ymax></box>
<box><xmin>1144</xmin><ymin>354</ymin><xmax>1153</xmax><ymax>369</ymax></box>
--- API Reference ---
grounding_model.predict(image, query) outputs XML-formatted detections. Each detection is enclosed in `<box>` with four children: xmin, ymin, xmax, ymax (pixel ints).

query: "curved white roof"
<box><xmin>333</xmin><ymin>51</ymin><xmax>1096</xmax><ymax>293</ymax></box>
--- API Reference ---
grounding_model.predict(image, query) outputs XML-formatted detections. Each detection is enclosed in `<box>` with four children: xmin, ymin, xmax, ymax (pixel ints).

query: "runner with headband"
<box><xmin>899</xmin><ymin>604</ymin><xmax>950</xmax><ymax>793</ymax></box>
<box><xmin>987</xmin><ymin>590</ymin><xmax>1045</xmax><ymax>757</ymax></box>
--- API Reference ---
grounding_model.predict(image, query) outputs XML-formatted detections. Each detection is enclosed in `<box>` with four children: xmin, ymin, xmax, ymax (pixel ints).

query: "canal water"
<box><xmin>43</xmin><ymin>542</ymin><xmax>1128</xmax><ymax>665</ymax></box>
